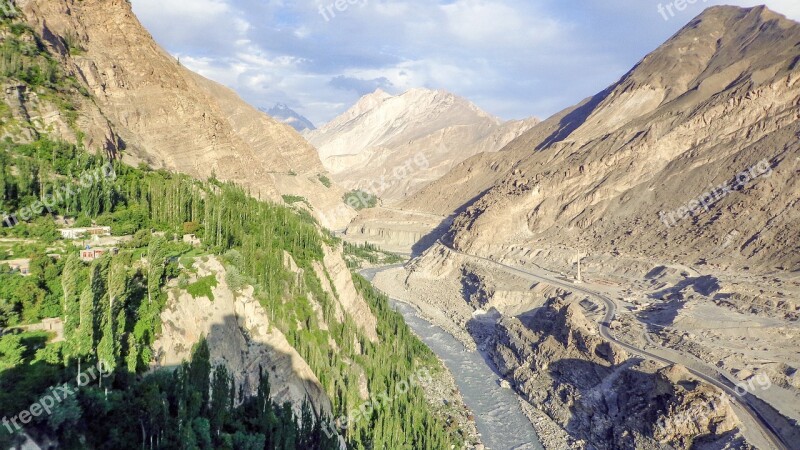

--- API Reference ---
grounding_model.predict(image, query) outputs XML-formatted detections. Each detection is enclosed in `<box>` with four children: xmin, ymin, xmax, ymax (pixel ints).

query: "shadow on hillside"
<box><xmin>411</xmin><ymin>187</ymin><xmax>492</xmax><ymax>257</ymax></box>
<box><xmin>535</xmin><ymin>86</ymin><xmax>614</xmax><ymax>151</ymax></box>
<box><xmin>410</xmin><ymin>213</ymin><xmax>456</xmax><ymax>257</ymax></box>
<box><xmin>650</xmin><ymin>274</ymin><xmax>720</xmax><ymax>299</ymax></box>
<box><xmin>1</xmin><ymin>312</ymin><xmax>340</xmax><ymax>449</ymax></box>
<box><xmin>553</xmin><ymin>354</ymin><xmax>782</xmax><ymax>450</ymax></box>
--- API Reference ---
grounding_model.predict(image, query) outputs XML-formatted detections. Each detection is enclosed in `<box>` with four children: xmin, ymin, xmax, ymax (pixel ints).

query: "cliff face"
<box><xmin>154</xmin><ymin>257</ymin><xmax>334</xmax><ymax>417</ymax></box>
<box><xmin>18</xmin><ymin>0</ymin><xmax>355</xmax><ymax>229</ymax></box>
<box><xmin>307</xmin><ymin>88</ymin><xmax>538</xmax><ymax>204</ymax></box>
<box><xmin>154</xmin><ymin>246</ymin><xmax>381</xmax><ymax>418</ymax></box>
<box><xmin>485</xmin><ymin>299</ymin><xmax>750</xmax><ymax>450</ymax></box>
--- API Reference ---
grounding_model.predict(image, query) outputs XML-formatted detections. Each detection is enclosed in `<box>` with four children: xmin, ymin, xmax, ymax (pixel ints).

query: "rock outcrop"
<box><xmin>486</xmin><ymin>299</ymin><xmax>752</xmax><ymax>450</ymax></box>
<box><xmin>153</xmin><ymin>257</ymin><xmax>332</xmax><ymax>416</ymax></box>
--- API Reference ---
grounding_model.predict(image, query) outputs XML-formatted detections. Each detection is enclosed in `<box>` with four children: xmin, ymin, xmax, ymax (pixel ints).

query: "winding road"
<box><xmin>439</xmin><ymin>242</ymin><xmax>790</xmax><ymax>450</ymax></box>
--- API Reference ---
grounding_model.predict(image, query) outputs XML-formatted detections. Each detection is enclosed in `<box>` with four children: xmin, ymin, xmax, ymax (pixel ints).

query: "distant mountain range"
<box><xmin>306</xmin><ymin>88</ymin><xmax>538</xmax><ymax>204</ymax></box>
<box><xmin>264</xmin><ymin>103</ymin><xmax>316</xmax><ymax>132</ymax></box>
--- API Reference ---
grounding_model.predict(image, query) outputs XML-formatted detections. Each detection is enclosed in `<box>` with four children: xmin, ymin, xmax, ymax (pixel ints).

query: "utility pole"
<box><xmin>575</xmin><ymin>252</ymin><xmax>585</xmax><ymax>284</ymax></box>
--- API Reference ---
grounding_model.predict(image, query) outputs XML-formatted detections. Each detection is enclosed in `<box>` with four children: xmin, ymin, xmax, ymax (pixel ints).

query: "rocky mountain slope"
<box><xmin>306</xmin><ymin>88</ymin><xmax>538</xmax><ymax>204</ymax></box>
<box><xmin>372</xmin><ymin>251</ymin><xmax>759</xmax><ymax>449</ymax></box>
<box><xmin>441</xmin><ymin>5</ymin><xmax>800</xmax><ymax>275</ymax></box>
<box><xmin>17</xmin><ymin>0</ymin><xmax>354</xmax><ymax>229</ymax></box>
<box><xmin>487</xmin><ymin>299</ymin><xmax>751</xmax><ymax>450</ymax></box>
<box><xmin>370</xmin><ymin>6</ymin><xmax>799</xmax><ymax>274</ymax></box>
<box><xmin>265</xmin><ymin>103</ymin><xmax>316</xmax><ymax>132</ymax></box>
<box><xmin>367</xmin><ymin>5</ymin><xmax>800</xmax><ymax>449</ymax></box>
<box><xmin>154</xmin><ymin>257</ymin><xmax>334</xmax><ymax>418</ymax></box>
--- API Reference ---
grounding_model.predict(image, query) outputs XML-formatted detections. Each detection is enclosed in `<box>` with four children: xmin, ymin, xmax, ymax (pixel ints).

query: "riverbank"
<box><xmin>361</xmin><ymin>266</ymin><xmax>545</xmax><ymax>450</ymax></box>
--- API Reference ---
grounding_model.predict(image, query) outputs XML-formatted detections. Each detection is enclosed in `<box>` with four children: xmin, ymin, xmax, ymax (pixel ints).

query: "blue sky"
<box><xmin>131</xmin><ymin>1</ymin><xmax>800</xmax><ymax>126</ymax></box>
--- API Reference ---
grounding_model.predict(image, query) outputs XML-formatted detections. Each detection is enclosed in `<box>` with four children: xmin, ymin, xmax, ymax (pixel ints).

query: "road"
<box><xmin>439</xmin><ymin>242</ymin><xmax>790</xmax><ymax>450</ymax></box>
<box><xmin>378</xmin><ymin>206</ymin><xmax>449</xmax><ymax>221</ymax></box>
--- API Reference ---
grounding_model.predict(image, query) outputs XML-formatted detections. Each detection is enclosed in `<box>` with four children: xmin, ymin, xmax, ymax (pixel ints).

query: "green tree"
<box><xmin>146</xmin><ymin>235</ymin><xmax>167</xmax><ymax>305</ymax></box>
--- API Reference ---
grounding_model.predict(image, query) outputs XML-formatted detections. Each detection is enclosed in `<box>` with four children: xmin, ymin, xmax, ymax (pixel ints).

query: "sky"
<box><xmin>130</xmin><ymin>0</ymin><xmax>800</xmax><ymax>126</ymax></box>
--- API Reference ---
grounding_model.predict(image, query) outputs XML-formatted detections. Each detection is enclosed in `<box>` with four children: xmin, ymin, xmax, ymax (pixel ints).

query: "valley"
<box><xmin>361</xmin><ymin>265</ymin><xmax>545</xmax><ymax>450</ymax></box>
<box><xmin>0</xmin><ymin>1</ymin><xmax>798</xmax><ymax>449</ymax></box>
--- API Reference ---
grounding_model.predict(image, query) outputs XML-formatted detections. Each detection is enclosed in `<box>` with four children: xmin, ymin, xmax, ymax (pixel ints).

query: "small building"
<box><xmin>183</xmin><ymin>234</ymin><xmax>201</xmax><ymax>246</ymax></box>
<box><xmin>60</xmin><ymin>226</ymin><xmax>112</xmax><ymax>240</ymax></box>
<box><xmin>80</xmin><ymin>246</ymin><xmax>118</xmax><ymax>262</ymax></box>
<box><xmin>6</xmin><ymin>258</ymin><xmax>30</xmax><ymax>275</ymax></box>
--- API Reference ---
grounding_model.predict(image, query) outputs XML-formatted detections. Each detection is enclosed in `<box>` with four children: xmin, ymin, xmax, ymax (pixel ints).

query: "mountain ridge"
<box><xmin>18</xmin><ymin>0</ymin><xmax>355</xmax><ymax>229</ymax></box>
<box><xmin>264</xmin><ymin>103</ymin><xmax>316</xmax><ymax>132</ymax></box>
<box><xmin>308</xmin><ymin>87</ymin><xmax>538</xmax><ymax>204</ymax></box>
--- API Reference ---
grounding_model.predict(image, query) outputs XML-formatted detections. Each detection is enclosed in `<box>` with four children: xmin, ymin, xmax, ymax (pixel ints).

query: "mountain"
<box><xmin>264</xmin><ymin>103</ymin><xmax>316</xmax><ymax>132</ymax></box>
<box><xmin>0</xmin><ymin>3</ymin><xmax>469</xmax><ymax>449</ymax></box>
<box><xmin>371</xmin><ymin>5</ymin><xmax>800</xmax><ymax>274</ymax></box>
<box><xmin>442</xmin><ymin>5</ymin><xmax>800</xmax><ymax>273</ymax></box>
<box><xmin>18</xmin><ymin>0</ymin><xmax>354</xmax><ymax>230</ymax></box>
<box><xmin>306</xmin><ymin>88</ymin><xmax>538</xmax><ymax>204</ymax></box>
<box><xmin>368</xmin><ymin>5</ymin><xmax>800</xmax><ymax>449</ymax></box>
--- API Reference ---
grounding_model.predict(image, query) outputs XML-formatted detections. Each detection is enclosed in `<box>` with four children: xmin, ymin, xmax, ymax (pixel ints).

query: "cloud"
<box><xmin>131</xmin><ymin>0</ymin><xmax>800</xmax><ymax>125</ymax></box>
<box><xmin>132</xmin><ymin>0</ymin><xmax>247</xmax><ymax>54</ymax></box>
<box><xmin>329</xmin><ymin>76</ymin><xmax>394</xmax><ymax>95</ymax></box>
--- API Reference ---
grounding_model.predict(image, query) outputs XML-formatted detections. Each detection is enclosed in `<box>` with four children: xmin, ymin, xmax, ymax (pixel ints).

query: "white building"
<box><xmin>59</xmin><ymin>226</ymin><xmax>112</xmax><ymax>240</ymax></box>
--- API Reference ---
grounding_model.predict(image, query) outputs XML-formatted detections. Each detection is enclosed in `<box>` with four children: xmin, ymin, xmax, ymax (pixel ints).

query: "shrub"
<box><xmin>343</xmin><ymin>189</ymin><xmax>378</xmax><ymax>210</ymax></box>
<box><xmin>186</xmin><ymin>275</ymin><xmax>218</xmax><ymax>301</ymax></box>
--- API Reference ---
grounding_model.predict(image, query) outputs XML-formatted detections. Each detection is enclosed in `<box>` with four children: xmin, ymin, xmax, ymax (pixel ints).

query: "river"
<box><xmin>361</xmin><ymin>266</ymin><xmax>543</xmax><ymax>450</ymax></box>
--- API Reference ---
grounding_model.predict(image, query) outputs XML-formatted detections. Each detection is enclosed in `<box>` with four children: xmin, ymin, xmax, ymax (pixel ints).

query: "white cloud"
<box><xmin>132</xmin><ymin>0</ymin><xmax>248</xmax><ymax>52</ymax></box>
<box><xmin>441</xmin><ymin>0</ymin><xmax>564</xmax><ymax>48</ymax></box>
<box><xmin>131</xmin><ymin>0</ymin><xmax>800</xmax><ymax>125</ymax></box>
<box><xmin>731</xmin><ymin>0</ymin><xmax>800</xmax><ymax>20</ymax></box>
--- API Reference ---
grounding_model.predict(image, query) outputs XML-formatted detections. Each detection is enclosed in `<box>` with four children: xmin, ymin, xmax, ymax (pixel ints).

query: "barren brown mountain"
<box><xmin>18</xmin><ymin>0</ymin><xmax>354</xmax><ymax>229</ymax></box>
<box><xmin>370</xmin><ymin>5</ymin><xmax>800</xmax><ymax>449</ymax></box>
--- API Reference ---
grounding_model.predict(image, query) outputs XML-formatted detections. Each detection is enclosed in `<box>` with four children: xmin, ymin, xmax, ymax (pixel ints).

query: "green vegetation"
<box><xmin>281</xmin><ymin>194</ymin><xmax>312</xmax><ymax>209</ymax></box>
<box><xmin>0</xmin><ymin>15</ymin><xmax>460</xmax><ymax>450</ymax></box>
<box><xmin>0</xmin><ymin>21</ymin><xmax>87</xmax><ymax>135</ymax></box>
<box><xmin>0</xmin><ymin>140</ymin><xmax>461</xmax><ymax>449</ymax></box>
<box><xmin>343</xmin><ymin>189</ymin><xmax>378</xmax><ymax>210</ymax></box>
<box><xmin>0</xmin><ymin>254</ymin><xmax>64</xmax><ymax>326</ymax></box>
<box><xmin>186</xmin><ymin>274</ymin><xmax>218</xmax><ymax>301</ymax></box>
<box><xmin>2</xmin><ymin>333</ymin><xmax>339</xmax><ymax>449</ymax></box>
<box><xmin>0</xmin><ymin>142</ymin><xmax>460</xmax><ymax>448</ymax></box>
<box><xmin>62</xmin><ymin>31</ymin><xmax>85</xmax><ymax>56</ymax></box>
<box><xmin>317</xmin><ymin>174</ymin><xmax>332</xmax><ymax>188</ymax></box>
<box><xmin>343</xmin><ymin>241</ymin><xmax>405</xmax><ymax>269</ymax></box>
